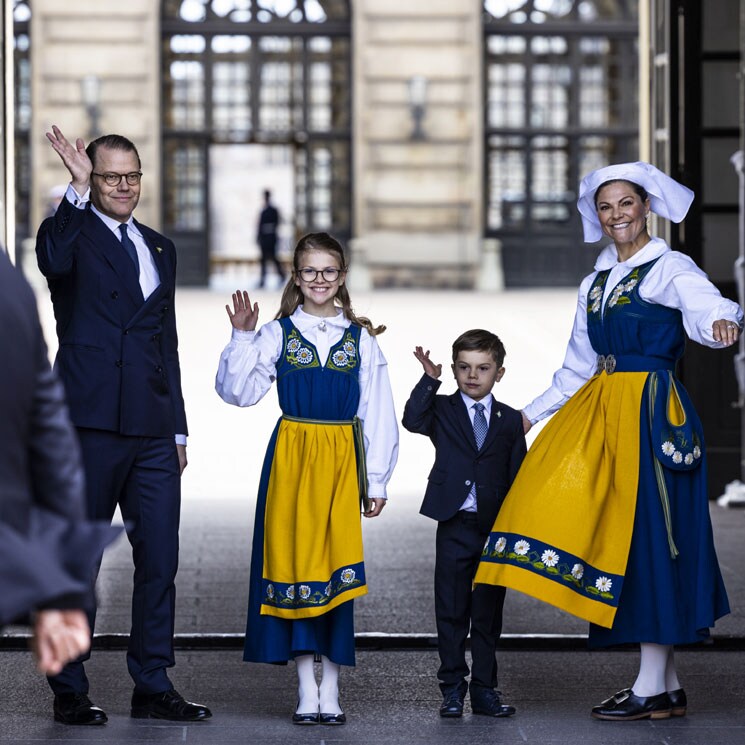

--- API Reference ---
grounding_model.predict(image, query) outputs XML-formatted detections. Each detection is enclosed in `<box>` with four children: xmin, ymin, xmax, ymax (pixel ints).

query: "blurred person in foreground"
<box><xmin>475</xmin><ymin>162</ymin><xmax>741</xmax><ymax>721</ymax></box>
<box><xmin>0</xmin><ymin>251</ymin><xmax>119</xmax><ymax>677</ymax></box>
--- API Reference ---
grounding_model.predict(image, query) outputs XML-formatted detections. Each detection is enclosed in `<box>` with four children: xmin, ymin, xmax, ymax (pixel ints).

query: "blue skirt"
<box><xmin>243</xmin><ymin>423</ymin><xmax>356</xmax><ymax>666</ymax></box>
<box><xmin>588</xmin><ymin>381</ymin><xmax>729</xmax><ymax>647</ymax></box>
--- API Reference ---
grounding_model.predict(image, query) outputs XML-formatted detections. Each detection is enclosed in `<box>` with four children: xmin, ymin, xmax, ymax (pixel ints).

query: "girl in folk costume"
<box><xmin>475</xmin><ymin>162</ymin><xmax>741</xmax><ymax>721</ymax></box>
<box><xmin>216</xmin><ymin>232</ymin><xmax>398</xmax><ymax>725</ymax></box>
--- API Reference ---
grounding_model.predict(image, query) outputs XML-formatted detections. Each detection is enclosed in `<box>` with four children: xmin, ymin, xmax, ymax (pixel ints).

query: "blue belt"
<box><xmin>596</xmin><ymin>354</ymin><xmax>675</xmax><ymax>374</ymax></box>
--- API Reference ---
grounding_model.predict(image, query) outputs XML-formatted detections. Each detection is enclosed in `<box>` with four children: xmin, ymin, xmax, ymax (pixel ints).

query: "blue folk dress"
<box><xmin>476</xmin><ymin>257</ymin><xmax>730</xmax><ymax>646</ymax></box>
<box><xmin>243</xmin><ymin>317</ymin><xmax>366</xmax><ymax>666</ymax></box>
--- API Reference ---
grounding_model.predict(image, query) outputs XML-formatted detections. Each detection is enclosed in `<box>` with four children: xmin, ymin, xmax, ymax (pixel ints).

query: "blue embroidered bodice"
<box><xmin>586</xmin><ymin>258</ymin><xmax>685</xmax><ymax>370</ymax></box>
<box><xmin>275</xmin><ymin>316</ymin><xmax>362</xmax><ymax>420</ymax></box>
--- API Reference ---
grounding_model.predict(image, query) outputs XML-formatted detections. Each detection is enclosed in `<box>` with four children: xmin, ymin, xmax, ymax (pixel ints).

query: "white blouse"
<box><xmin>215</xmin><ymin>306</ymin><xmax>399</xmax><ymax>498</ymax></box>
<box><xmin>524</xmin><ymin>237</ymin><xmax>745</xmax><ymax>424</ymax></box>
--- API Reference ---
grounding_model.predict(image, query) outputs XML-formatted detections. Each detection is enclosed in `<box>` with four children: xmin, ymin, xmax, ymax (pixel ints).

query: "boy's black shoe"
<box><xmin>130</xmin><ymin>689</ymin><xmax>211</xmax><ymax>721</ymax></box>
<box><xmin>439</xmin><ymin>690</ymin><xmax>465</xmax><ymax>718</ymax></box>
<box><xmin>470</xmin><ymin>688</ymin><xmax>516</xmax><ymax>717</ymax></box>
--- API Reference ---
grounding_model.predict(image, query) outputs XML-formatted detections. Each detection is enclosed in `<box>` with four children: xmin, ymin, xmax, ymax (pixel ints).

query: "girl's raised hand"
<box><xmin>226</xmin><ymin>290</ymin><xmax>259</xmax><ymax>331</ymax></box>
<box><xmin>413</xmin><ymin>346</ymin><xmax>442</xmax><ymax>379</ymax></box>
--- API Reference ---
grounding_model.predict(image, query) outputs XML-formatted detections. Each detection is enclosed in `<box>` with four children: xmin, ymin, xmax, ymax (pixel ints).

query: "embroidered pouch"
<box><xmin>649</xmin><ymin>371</ymin><xmax>703</xmax><ymax>471</ymax></box>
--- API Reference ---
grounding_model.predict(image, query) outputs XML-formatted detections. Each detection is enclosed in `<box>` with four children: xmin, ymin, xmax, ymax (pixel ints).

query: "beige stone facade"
<box><xmin>23</xmin><ymin>1</ymin><xmax>488</xmax><ymax>287</ymax></box>
<box><xmin>30</xmin><ymin>0</ymin><xmax>161</xmax><ymax>231</ymax></box>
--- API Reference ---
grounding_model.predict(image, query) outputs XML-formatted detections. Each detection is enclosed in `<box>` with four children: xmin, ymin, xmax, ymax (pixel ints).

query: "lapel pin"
<box><xmin>156</xmin><ymin>246</ymin><xmax>163</xmax><ymax>254</ymax></box>
<box><xmin>497</xmin><ymin>410</ymin><xmax>501</xmax><ymax>417</ymax></box>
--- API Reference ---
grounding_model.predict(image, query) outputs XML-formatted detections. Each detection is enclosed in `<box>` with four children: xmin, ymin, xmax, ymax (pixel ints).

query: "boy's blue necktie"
<box><xmin>119</xmin><ymin>223</ymin><xmax>140</xmax><ymax>276</ymax></box>
<box><xmin>473</xmin><ymin>402</ymin><xmax>487</xmax><ymax>449</ymax></box>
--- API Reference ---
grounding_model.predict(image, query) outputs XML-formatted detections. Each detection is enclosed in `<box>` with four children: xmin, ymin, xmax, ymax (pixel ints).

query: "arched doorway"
<box><xmin>483</xmin><ymin>0</ymin><xmax>639</xmax><ymax>286</ymax></box>
<box><xmin>161</xmin><ymin>0</ymin><xmax>352</xmax><ymax>285</ymax></box>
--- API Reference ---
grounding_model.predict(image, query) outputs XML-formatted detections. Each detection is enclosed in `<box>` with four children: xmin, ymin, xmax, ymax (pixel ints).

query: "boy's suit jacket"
<box><xmin>402</xmin><ymin>373</ymin><xmax>527</xmax><ymax>533</ymax></box>
<box><xmin>36</xmin><ymin>197</ymin><xmax>187</xmax><ymax>438</ymax></box>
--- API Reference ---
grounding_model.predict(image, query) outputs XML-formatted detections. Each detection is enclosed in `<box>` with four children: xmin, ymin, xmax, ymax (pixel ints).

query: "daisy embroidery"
<box><xmin>495</xmin><ymin>537</ymin><xmax>507</xmax><ymax>553</ymax></box>
<box><xmin>541</xmin><ymin>549</ymin><xmax>559</xmax><ymax>568</ymax></box>
<box><xmin>514</xmin><ymin>540</ymin><xmax>530</xmax><ymax>556</ymax></box>
<box><xmin>661</xmin><ymin>440</ymin><xmax>675</xmax><ymax>456</ymax></box>
<box><xmin>287</xmin><ymin>338</ymin><xmax>301</xmax><ymax>353</ymax></box>
<box><xmin>332</xmin><ymin>350</ymin><xmax>349</xmax><ymax>367</ymax></box>
<box><xmin>343</xmin><ymin>340</ymin><xmax>356</xmax><ymax>356</ymax></box>
<box><xmin>595</xmin><ymin>576</ymin><xmax>612</xmax><ymax>592</ymax></box>
<box><xmin>693</xmin><ymin>445</ymin><xmax>701</xmax><ymax>459</ymax></box>
<box><xmin>571</xmin><ymin>564</ymin><xmax>584</xmax><ymax>580</ymax></box>
<box><xmin>299</xmin><ymin>585</ymin><xmax>311</xmax><ymax>600</ymax></box>
<box><xmin>340</xmin><ymin>568</ymin><xmax>356</xmax><ymax>584</ymax></box>
<box><xmin>285</xmin><ymin>585</ymin><xmax>295</xmax><ymax>600</ymax></box>
<box><xmin>296</xmin><ymin>348</ymin><xmax>314</xmax><ymax>365</ymax></box>
<box><xmin>672</xmin><ymin>451</ymin><xmax>683</xmax><ymax>465</ymax></box>
<box><xmin>266</xmin><ymin>584</ymin><xmax>275</xmax><ymax>599</ymax></box>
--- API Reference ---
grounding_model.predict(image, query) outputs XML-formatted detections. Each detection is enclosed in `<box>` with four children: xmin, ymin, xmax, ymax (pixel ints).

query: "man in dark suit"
<box><xmin>257</xmin><ymin>189</ymin><xmax>285</xmax><ymax>288</ymax></box>
<box><xmin>0</xmin><ymin>251</ymin><xmax>118</xmax><ymax>676</ymax></box>
<box><xmin>36</xmin><ymin>126</ymin><xmax>210</xmax><ymax>724</ymax></box>
<box><xmin>402</xmin><ymin>329</ymin><xmax>526</xmax><ymax>719</ymax></box>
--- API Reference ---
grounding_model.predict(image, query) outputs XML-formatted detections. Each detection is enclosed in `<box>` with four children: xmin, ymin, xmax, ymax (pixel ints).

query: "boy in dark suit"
<box><xmin>402</xmin><ymin>329</ymin><xmax>526</xmax><ymax>719</ymax></box>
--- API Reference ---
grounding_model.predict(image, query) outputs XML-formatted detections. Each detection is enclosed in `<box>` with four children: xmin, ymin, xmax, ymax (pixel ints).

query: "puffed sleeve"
<box><xmin>356</xmin><ymin>331</ymin><xmax>399</xmax><ymax>498</ymax></box>
<box><xmin>523</xmin><ymin>276</ymin><xmax>599</xmax><ymax>424</ymax></box>
<box><xmin>641</xmin><ymin>252</ymin><xmax>744</xmax><ymax>346</ymax></box>
<box><xmin>215</xmin><ymin>322</ymin><xmax>283</xmax><ymax>407</ymax></box>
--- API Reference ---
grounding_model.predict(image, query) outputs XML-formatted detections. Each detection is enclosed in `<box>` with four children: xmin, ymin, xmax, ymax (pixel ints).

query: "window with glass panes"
<box><xmin>162</xmin><ymin>0</ymin><xmax>351</xmax><ymax>284</ymax></box>
<box><xmin>484</xmin><ymin>0</ymin><xmax>639</xmax><ymax>286</ymax></box>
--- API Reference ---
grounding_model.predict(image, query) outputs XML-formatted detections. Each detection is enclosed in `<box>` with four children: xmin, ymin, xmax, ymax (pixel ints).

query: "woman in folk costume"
<box><xmin>475</xmin><ymin>162</ymin><xmax>741</xmax><ymax>721</ymax></box>
<box><xmin>216</xmin><ymin>232</ymin><xmax>398</xmax><ymax>725</ymax></box>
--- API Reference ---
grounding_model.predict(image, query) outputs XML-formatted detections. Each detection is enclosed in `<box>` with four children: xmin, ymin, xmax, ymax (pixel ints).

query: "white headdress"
<box><xmin>577</xmin><ymin>161</ymin><xmax>694</xmax><ymax>243</ymax></box>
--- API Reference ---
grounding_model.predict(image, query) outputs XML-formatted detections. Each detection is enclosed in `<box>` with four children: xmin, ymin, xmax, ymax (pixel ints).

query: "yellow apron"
<box><xmin>474</xmin><ymin>371</ymin><xmax>647</xmax><ymax>628</ymax></box>
<box><xmin>260</xmin><ymin>416</ymin><xmax>367</xmax><ymax>619</ymax></box>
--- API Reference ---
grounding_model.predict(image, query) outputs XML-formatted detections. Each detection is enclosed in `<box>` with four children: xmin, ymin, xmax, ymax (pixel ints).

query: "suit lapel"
<box><xmin>482</xmin><ymin>394</ymin><xmax>504</xmax><ymax>452</ymax></box>
<box><xmin>450</xmin><ymin>392</ymin><xmax>478</xmax><ymax>450</ymax></box>
<box><xmin>82</xmin><ymin>210</ymin><xmax>144</xmax><ymax>305</ymax></box>
<box><xmin>134</xmin><ymin>219</ymin><xmax>169</xmax><ymax>285</ymax></box>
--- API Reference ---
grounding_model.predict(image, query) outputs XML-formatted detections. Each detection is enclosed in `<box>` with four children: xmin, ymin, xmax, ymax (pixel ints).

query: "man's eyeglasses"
<box><xmin>92</xmin><ymin>171</ymin><xmax>143</xmax><ymax>187</ymax></box>
<box><xmin>297</xmin><ymin>267</ymin><xmax>342</xmax><ymax>282</ymax></box>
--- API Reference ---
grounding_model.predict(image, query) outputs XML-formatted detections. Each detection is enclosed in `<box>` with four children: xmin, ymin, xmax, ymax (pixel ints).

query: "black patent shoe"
<box><xmin>439</xmin><ymin>691</ymin><xmax>465</xmax><ymax>718</ymax></box>
<box><xmin>470</xmin><ymin>688</ymin><xmax>516</xmax><ymax>718</ymax></box>
<box><xmin>292</xmin><ymin>711</ymin><xmax>320</xmax><ymax>725</ymax></box>
<box><xmin>131</xmin><ymin>689</ymin><xmax>211</xmax><ymax>721</ymax></box>
<box><xmin>320</xmin><ymin>711</ymin><xmax>346</xmax><ymax>725</ymax></box>
<box><xmin>668</xmin><ymin>688</ymin><xmax>687</xmax><ymax>717</ymax></box>
<box><xmin>591</xmin><ymin>688</ymin><xmax>672</xmax><ymax>721</ymax></box>
<box><xmin>53</xmin><ymin>693</ymin><xmax>108</xmax><ymax>725</ymax></box>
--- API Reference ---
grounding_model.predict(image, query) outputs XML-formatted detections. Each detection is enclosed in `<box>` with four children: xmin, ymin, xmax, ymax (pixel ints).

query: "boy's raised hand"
<box><xmin>226</xmin><ymin>290</ymin><xmax>259</xmax><ymax>331</ymax></box>
<box><xmin>413</xmin><ymin>346</ymin><xmax>442</xmax><ymax>379</ymax></box>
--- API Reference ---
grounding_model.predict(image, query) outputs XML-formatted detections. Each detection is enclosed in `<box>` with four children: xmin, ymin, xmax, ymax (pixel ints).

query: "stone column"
<box><xmin>353</xmin><ymin>0</ymin><xmax>483</xmax><ymax>288</ymax></box>
<box><xmin>30</xmin><ymin>1</ymin><xmax>160</xmax><ymax>232</ymax></box>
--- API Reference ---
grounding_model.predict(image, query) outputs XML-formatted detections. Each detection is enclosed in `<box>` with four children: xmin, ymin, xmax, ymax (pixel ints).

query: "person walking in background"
<box><xmin>402</xmin><ymin>330</ymin><xmax>525</xmax><ymax>720</ymax></box>
<box><xmin>0</xmin><ymin>251</ymin><xmax>119</xmax><ymax>677</ymax></box>
<box><xmin>216</xmin><ymin>232</ymin><xmax>398</xmax><ymax>725</ymax></box>
<box><xmin>257</xmin><ymin>189</ymin><xmax>285</xmax><ymax>288</ymax></box>
<box><xmin>475</xmin><ymin>162</ymin><xmax>741</xmax><ymax>721</ymax></box>
<box><xmin>36</xmin><ymin>126</ymin><xmax>210</xmax><ymax>725</ymax></box>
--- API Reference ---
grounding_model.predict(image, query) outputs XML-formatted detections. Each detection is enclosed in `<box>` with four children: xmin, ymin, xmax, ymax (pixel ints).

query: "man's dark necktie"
<box><xmin>119</xmin><ymin>223</ymin><xmax>140</xmax><ymax>275</ymax></box>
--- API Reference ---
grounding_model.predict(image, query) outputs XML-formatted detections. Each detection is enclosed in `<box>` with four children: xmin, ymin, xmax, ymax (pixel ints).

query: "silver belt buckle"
<box><xmin>597</xmin><ymin>354</ymin><xmax>616</xmax><ymax>374</ymax></box>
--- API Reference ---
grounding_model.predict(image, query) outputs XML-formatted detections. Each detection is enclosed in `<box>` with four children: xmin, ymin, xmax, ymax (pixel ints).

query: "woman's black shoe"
<box><xmin>668</xmin><ymin>688</ymin><xmax>687</xmax><ymax>717</ymax></box>
<box><xmin>591</xmin><ymin>688</ymin><xmax>672</xmax><ymax>721</ymax></box>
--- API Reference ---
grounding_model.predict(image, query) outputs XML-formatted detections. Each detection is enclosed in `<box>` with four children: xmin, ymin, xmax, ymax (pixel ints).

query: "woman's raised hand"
<box><xmin>413</xmin><ymin>345</ymin><xmax>442</xmax><ymax>379</ymax></box>
<box><xmin>226</xmin><ymin>290</ymin><xmax>259</xmax><ymax>332</ymax></box>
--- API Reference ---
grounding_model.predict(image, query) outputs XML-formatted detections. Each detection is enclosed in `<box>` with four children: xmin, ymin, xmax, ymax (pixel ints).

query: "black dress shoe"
<box><xmin>53</xmin><ymin>693</ymin><xmax>107</xmax><ymax>725</ymax></box>
<box><xmin>668</xmin><ymin>688</ymin><xmax>687</xmax><ymax>717</ymax></box>
<box><xmin>470</xmin><ymin>689</ymin><xmax>516</xmax><ymax>718</ymax></box>
<box><xmin>439</xmin><ymin>691</ymin><xmax>465</xmax><ymax>718</ymax></box>
<box><xmin>591</xmin><ymin>688</ymin><xmax>672</xmax><ymax>721</ymax></box>
<box><xmin>320</xmin><ymin>712</ymin><xmax>346</xmax><ymax>725</ymax></box>
<box><xmin>292</xmin><ymin>711</ymin><xmax>320</xmax><ymax>725</ymax></box>
<box><xmin>131</xmin><ymin>689</ymin><xmax>212</xmax><ymax>721</ymax></box>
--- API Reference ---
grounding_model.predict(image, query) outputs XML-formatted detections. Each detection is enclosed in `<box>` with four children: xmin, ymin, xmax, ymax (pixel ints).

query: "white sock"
<box><xmin>319</xmin><ymin>656</ymin><xmax>342</xmax><ymax>714</ymax></box>
<box><xmin>631</xmin><ymin>643</ymin><xmax>670</xmax><ymax>697</ymax></box>
<box><xmin>295</xmin><ymin>654</ymin><xmax>319</xmax><ymax>714</ymax></box>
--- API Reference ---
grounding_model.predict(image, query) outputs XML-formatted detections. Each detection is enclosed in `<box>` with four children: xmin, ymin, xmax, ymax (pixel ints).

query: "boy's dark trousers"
<box><xmin>435</xmin><ymin>510</ymin><xmax>506</xmax><ymax>697</ymax></box>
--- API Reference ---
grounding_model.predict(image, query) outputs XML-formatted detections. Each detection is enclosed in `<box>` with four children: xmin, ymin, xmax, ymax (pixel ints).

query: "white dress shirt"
<box><xmin>458</xmin><ymin>391</ymin><xmax>492</xmax><ymax>512</ymax></box>
<box><xmin>524</xmin><ymin>237</ymin><xmax>745</xmax><ymax>424</ymax></box>
<box><xmin>215</xmin><ymin>306</ymin><xmax>399</xmax><ymax>498</ymax></box>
